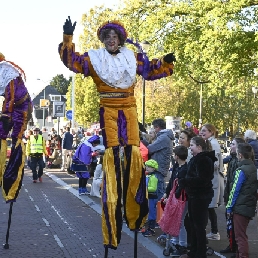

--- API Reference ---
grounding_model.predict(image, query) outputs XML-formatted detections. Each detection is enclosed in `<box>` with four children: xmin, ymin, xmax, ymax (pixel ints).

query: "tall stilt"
<box><xmin>3</xmin><ymin>202</ymin><xmax>14</xmax><ymax>249</ymax></box>
<box><xmin>104</xmin><ymin>247</ymin><xmax>108</xmax><ymax>258</ymax></box>
<box><xmin>134</xmin><ymin>230</ymin><xmax>138</xmax><ymax>258</ymax></box>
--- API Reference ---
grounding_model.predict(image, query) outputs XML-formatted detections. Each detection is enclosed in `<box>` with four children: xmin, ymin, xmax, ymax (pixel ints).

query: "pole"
<box><xmin>199</xmin><ymin>83</ymin><xmax>203</xmax><ymax>125</ymax></box>
<box><xmin>142</xmin><ymin>78</ymin><xmax>146</xmax><ymax>128</ymax></box>
<box><xmin>43</xmin><ymin>88</ymin><xmax>46</xmax><ymax>127</ymax></box>
<box><xmin>57</xmin><ymin>117</ymin><xmax>60</xmax><ymax>136</ymax></box>
<box><xmin>71</xmin><ymin>75</ymin><xmax>74</xmax><ymax>128</ymax></box>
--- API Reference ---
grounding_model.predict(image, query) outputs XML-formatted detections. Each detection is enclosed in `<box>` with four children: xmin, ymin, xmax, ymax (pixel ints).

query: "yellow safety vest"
<box><xmin>30</xmin><ymin>135</ymin><xmax>44</xmax><ymax>153</ymax></box>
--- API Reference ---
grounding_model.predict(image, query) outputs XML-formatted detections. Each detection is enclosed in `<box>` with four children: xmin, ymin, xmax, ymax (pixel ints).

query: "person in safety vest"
<box><xmin>26</xmin><ymin>127</ymin><xmax>48</xmax><ymax>183</ymax></box>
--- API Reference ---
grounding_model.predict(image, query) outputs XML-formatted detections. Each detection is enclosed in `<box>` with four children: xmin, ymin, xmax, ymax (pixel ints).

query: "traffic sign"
<box><xmin>66</xmin><ymin>110</ymin><xmax>73</xmax><ymax>120</ymax></box>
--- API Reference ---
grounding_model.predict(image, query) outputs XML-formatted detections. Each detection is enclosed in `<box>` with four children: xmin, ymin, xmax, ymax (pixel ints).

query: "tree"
<box><xmin>50</xmin><ymin>74</ymin><xmax>72</xmax><ymax>95</ymax></box>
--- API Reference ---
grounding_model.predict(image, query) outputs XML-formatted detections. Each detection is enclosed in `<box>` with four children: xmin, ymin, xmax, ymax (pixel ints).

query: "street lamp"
<box><xmin>37</xmin><ymin>79</ymin><xmax>50</xmax><ymax>127</ymax></box>
<box><xmin>252</xmin><ymin>86</ymin><xmax>258</xmax><ymax>98</ymax></box>
<box><xmin>139</xmin><ymin>40</ymin><xmax>150</xmax><ymax>128</ymax></box>
<box><xmin>188</xmin><ymin>73</ymin><xmax>210</xmax><ymax>127</ymax></box>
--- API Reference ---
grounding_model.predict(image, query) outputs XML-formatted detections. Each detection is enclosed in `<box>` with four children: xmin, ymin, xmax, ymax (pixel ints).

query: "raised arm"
<box><xmin>58</xmin><ymin>16</ymin><xmax>91</xmax><ymax>76</ymax></box>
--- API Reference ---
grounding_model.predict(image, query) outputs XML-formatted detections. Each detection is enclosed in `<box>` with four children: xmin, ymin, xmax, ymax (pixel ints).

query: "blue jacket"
<box><xmin>62</xmin><ymin>131</ymin><xmax>73</xmax><ymax>150</ymax></box>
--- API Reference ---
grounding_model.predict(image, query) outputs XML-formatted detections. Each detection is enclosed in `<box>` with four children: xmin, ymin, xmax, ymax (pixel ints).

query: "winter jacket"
<box><xmin>179</xmin><ymin>151</ymin><xmax>217</xmax><ymax>200</ymax></box>
<box><xmin>247</xmin><ymin>139</ymin><xmax>258</xmax><ymax>168</ymax></box>
<box><xmin>223</xmin><ymin>152</ymin><xmax>239</xmax><ymax>204</ymax></box>
<box><xmin>165</xmin><ymin>162</ymin><xmax>188</xmax><ymax>198</ymax></box>
<box><xmin>146</xmin><ymin>173</ymin><xmax>158</xmax><ymax>199</ymax></box>
<box><xmin>62</xmin><ymin>131</ymin><xmax>73</xmax><ymax>150</ymax></box>
<box><xmin>147</xmin><ymin>129</ymin><xmax>174</xmax><ymax>177</ymax></box>
<box><xmin>226</xmin><ymin>159</ymin><xmax>257</xmax><ymax>218</ymax></box>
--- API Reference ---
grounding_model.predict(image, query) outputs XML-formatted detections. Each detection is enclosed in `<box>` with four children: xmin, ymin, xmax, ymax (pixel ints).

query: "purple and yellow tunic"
<box><xmin>59</xmin><ymin>34</ymin><xmax>174</xmax><ymax>249</ymax></box>
<box><xmin>0</xmin><ymin>73</ymin><xmax>32</xmax><ymax>202</ymax></box>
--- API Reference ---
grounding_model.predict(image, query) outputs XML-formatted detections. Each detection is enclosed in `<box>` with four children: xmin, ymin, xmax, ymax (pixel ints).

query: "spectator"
<box><xmin>163</xmin><ymin>145</ymin><xmax>188</xmax><ymax>256</ymax></box>
<box><xmin>26</xmin><ymin>127</ymin><xmax>48</xmax><ymax>183</ymax></box>
<box><xmin>179</xmin><ymin>128</ymin><xmax>196</xmax><ymax>163</ymax></box>
<box><xmin>41</xmin><ymin>127</ymin><xmax>48</xmax><ymax>141</ymax></box>
<box><xmin>146</xmin><ymin>118</ymin><xmax>174</xmax><ymax>200</ymax></box>
<box><xmin>142</xmin><ymin>159</ymin><xmax>159</xmax><ymax>237</ymax></box>
<box><xmin>201</xmin><ymin>123</ymin><xmax>224</xmax><ymax>241</ymax></box>
<box><xmin>71</xmin><ymin>128</ymin><xmax>79</xmax><ymax>149</ymax></box>
<box><xmin>244</xmin><ymin>129</ymin><xmax>258</xmax><ymax>169</ymax></box>
<box><xmin>226</xmin><ymin>143</ymin><xmax>257</xmax><ymax>258</ymax></box>
<box><xmin>179</xmin><ymin>136</ymin><xmax>216</xmax><ymax>258</ymax></box>
<box><xmin>220</xmin><ymin>137</ymin><xmax>245</xmax><ymax>254</ymax></box>
<box><xmin>48</xmin><ymin>143</ymin><xmax>62</xmax><ymax>168</ymax></box>
<box><xmin>60</xmin><ymin>126</ymin><xmax>73</xmax><ymax>171</ymax></box>
<box><xmin>90</xmin><ymin>155</ymin><xmax>103</xmax><ymax>197</ymax></box>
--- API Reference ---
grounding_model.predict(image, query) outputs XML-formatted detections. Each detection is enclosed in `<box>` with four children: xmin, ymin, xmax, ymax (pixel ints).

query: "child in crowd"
<box><xmin>226</xmin><ymin>143</ymin><xmax>257</xmax><ymax>258</ymax></box>
<box><xmin>162</xmin><ymin>145</ymin><xmax>188</xmax><ymax>256</ymax></box>
<box><xmin>142</xmin><ymin>159</ymin><xmax>159</xmax><ymax>237</ymax></box>
<box><xmin>179</xmin><ymin>136</ymin><xmax>216</xmax><ymax>258</ymax></box>
<box><xmin>220</xmin><ymin>137</ymin><xmax>245</xmax><ymax>254</ymax></box>
<box><xmin>90</xmin><ymin>155</ymin><xmax>103</xmax><ymax>198</ymax></box>
<box><xmin>71</xmin><ymin>135</ymin><xmax>100</xmax><ymax>195</ymax></box>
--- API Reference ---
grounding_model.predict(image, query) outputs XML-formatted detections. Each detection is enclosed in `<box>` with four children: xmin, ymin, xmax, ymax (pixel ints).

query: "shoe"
<box><xmin>81</xmin><ymin>187</ymin><xmax>90</xmax><ymax>195</ymax></box>
<box><xmin>38</xmin><ymin>177</ymin><xmax>42</xmax><ymax>182</ymax></box>
<box><xmin>78</xmin><ymin>187</ymin><xmax>83</xmax><ymax>196</ymax></box>
<box><xmin>170</xmin><ymin>246</ymin><xmax>188</xmax><ymax>257</ymax></box>
<box><xmin>206</xmin><ymin>232</ymin><xmax>220</xmax><ymax>240</ymax></box>
<box><xmin>155</xmin><ymin>222</ymin><xmax>160</xmax><ymax>228</ymax></box>
<box><xmin>220</xmin><ymin>245</ymin><xmax>235</xmax><ymax>253</ymax></box>
<box><xmin>33</xmin><ymin>180</ymin><xmax>37</xmax><ymax>183</ymax></box>
<box><xmin>142</xmin><ymin>228</ymin><xmax>155</xmax><ymax>237</ymax></box>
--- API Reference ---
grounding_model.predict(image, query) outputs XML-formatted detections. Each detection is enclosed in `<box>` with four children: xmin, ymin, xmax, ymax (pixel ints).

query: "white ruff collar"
<box><xmin>88</xmin><ymin>47</ymin><xmax>136</xmax><ymax>89</ymax></box>
<box><xmin>0</xmin><ymin>61</ymin><xmax>19</xmax><ymax>95</ymax></box>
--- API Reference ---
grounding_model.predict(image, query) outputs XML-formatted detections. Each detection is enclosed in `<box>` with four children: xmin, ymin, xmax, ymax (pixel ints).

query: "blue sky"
<box><xmin>0</xmin><ymin>0</ymin><xmax>120</xmax><ymax>95</ymax></box>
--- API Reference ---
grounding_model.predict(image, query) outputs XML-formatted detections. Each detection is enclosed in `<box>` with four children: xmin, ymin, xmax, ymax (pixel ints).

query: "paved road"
<box><xmin>0</xmin><ymin>168</ymin><xmax>257</xmax><ymax>258</ymax></box>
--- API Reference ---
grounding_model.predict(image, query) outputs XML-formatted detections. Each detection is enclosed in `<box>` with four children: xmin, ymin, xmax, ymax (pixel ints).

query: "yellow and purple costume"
<box><xmin>58</xmin><ymin>25</ymin><xmax>174</xmax><ymax>249</ymax></box>
<box><xmin>0</xmin><ymin>53</ymin><xmax>32</xmax><ymax>203</ymax></box>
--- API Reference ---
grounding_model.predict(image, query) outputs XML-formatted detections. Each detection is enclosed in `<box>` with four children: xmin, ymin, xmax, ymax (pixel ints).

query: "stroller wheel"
<box><xmin>157</xmin><ymin>235</ymin><xmax>166</xmax><ymax>247</ymax></box>
<box><xmin>206</xmin><ymin>247</ymin><xmax>214</xmax><ymax>256</ymax></box>
<box><xmin>163</xmin><ymin>248</ymin><xmax>170</xmax><ymax>256</ymax></box>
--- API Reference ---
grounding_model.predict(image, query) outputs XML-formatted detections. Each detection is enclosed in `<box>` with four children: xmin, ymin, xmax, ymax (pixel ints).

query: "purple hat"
<box><xmin>97</xmin><ymin>21</ymin><xmax>128</xmax><ymax>41</ymax></box>
<box><xmin>88</xmin><ymin>135</ymin><xmax>100</xmax><ymax>144</ymax></box>
<box><xmin>185</xmin><ymin>121</ymin><xmax>192</xmax><ymax>127</ymax></box>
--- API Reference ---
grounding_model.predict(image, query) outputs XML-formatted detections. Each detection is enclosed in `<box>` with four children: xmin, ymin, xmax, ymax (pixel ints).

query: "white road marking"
<box><xmin>29</xmin><ymin>196</ymin><xmax>34</xmax><ymax>201</ymax></box>
<box><xmin>42</xmin><ymin>218</ymin><xmax>50</xmax><ymax>226</ymax></box>
<box><xmin>54</xmin><ymin>234</ymin><xmax>64</xmax><ymax>248</ymax></box>
<box><xmin>35</xmin><ymin>205</ymin><xmax>40</xmax><ymax>212</ymax></box>
<box><xmin>24</xmin><ymin>189</ymin><xmax>28</xmax><ymax>192</ymax></box>
<box><xmin>214</xmin><ymin>251</ymin><xmax>226</xmax><ymax>258</ymax></box>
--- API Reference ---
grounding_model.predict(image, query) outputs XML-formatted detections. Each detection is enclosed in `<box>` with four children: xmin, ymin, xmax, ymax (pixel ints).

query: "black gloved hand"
<box><xmin>164</xmin><ymin>52</ymin><xmax>176</xmax><ymax>63</ymax></box>
<box><xmin>0</xmin><ymin>115</ymin><xmax>10</xmax><ymax>133</ymax></box>
<box><xmin>63</xmin><ymin>16</ymin><xmax>77</xmax><ymax>35</ymax></box>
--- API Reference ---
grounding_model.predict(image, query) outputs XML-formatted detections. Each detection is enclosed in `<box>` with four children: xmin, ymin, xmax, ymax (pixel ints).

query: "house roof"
<box><xmin>32</xmin><ymin>85</ymin><xmax>66</xmax><ymax>108</ymax></box>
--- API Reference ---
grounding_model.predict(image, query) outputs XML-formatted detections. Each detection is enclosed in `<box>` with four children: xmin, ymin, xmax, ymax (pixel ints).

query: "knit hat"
<box><xmin>145</xmin><ymin>159</ymin><xmax>158</xmax><ymax>170</ymax></box>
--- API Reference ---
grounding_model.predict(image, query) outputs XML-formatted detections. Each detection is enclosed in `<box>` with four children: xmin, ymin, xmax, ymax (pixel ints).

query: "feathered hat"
<box><xmin>97</xmin><ymin>21</ymin><xmax>128</xmax><ymax>41</ymax></box>
<box><xmin>0</xmin><ymin>52</ymin><xmax>26</xmax><ymax>81</ymax></box>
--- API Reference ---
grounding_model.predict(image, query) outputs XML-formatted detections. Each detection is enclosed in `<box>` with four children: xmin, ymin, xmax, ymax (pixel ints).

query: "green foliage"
<box><xmin>69</xmin><ymin>0</ymin><xmax>258</xmax><ymax>133</ymax></box>
<box><xmin>50</xmin><ymin>74</ymin><xmax>72</xmax><ymax>95</ymax></box>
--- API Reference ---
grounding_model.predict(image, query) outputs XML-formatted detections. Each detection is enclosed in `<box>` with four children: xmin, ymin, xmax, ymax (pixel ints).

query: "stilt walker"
<box><xmin>0</xmin><ymin>53</ymin><xmax>32</xmax><ymax>248</ymax></box>
<box><xmin>58</xmin><ymin>17</ymin><xmax>176</xmax><ymax>256</ymax></box>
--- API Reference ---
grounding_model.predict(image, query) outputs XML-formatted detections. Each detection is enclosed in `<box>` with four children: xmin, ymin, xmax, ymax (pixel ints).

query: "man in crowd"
<box><xmin>146</xmin><ymin>118</ymin><xmax>174</xmax><ymax>200</ymax></box>
<box><xmin>26</xmin><ymin>127</ymin><xmax>48</xmax><ymax>183</ymax></box>
<box><xmin>60</xmin><ymin>126</ymin><xmax>73</xmax><ymax>171</ymax></box>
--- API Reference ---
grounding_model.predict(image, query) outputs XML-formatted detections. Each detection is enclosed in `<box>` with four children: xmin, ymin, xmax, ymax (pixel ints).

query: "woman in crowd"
<box><xmin>201</xmin><ymin>123</ymin><xmax>224</xmax><ymax>241</ymax></box>
<box><xmin>179</xmin><ymin>136</ymin><xmax>216</xmax><ymax>258</ymax></box>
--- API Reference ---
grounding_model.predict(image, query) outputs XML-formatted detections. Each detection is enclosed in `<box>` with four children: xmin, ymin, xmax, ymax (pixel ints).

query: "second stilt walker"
<box><xmin>58</xmin><ymin>16</ymin><xmax>176</xmax><ymax>250</ymax></box>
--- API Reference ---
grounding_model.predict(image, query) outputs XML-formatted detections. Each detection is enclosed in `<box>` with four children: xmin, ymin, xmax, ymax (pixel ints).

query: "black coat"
<box><xmin>179</xmin><ymin>151</ymin><xmax>217</xmax><ymax>199</ymax></box>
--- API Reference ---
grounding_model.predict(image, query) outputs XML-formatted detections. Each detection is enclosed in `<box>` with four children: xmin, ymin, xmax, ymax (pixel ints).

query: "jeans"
<box><xmin>171</xmin><ymin>201</ymin><xmax>188</xmax><ymax>247</ymax></box>
<box><xmin>156</xmin><ymin>172</ymin><xmax>165</xmax><ymax>200</ymax></box>
<box><xmin>30</xmin><ymin>156</ymin><xmax>44</xmax><ymax>180</ymax></box>
<box><xmin>208</xmin><ymin>208</ymin><xmax>218</xmax><ymax>233</ymax></box>
<box><xmin>148</xmin><ymin>198</ymin><xmax>158</xmax><ymax>229</ymax></box>
<box><xmin>233</xmin><ymin>213</ymin><xmax>250</xmax><ymax>258</ymax></box>
<box><xmin>188</xmin><ymin>197</ymin><xmax>211</xmax><ymax>258</ymax></box>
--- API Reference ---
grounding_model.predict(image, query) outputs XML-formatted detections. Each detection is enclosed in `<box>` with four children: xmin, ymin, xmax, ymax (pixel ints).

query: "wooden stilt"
<box><xmin>104</xmin><ymin>247</ymin><xmax>108</xmax><ymax>258</ymax></box>
<box><xmin>134</xmin><ymin>230</ymin><xmax>138</xmax><ymax>258</ymax></box>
